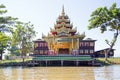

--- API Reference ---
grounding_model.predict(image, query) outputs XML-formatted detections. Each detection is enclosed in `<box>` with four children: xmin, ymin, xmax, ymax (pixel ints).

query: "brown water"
<box><xmin>0</xmin><ymin>65</ymin><xmax>120</xmax><ymax>80</ymax></box>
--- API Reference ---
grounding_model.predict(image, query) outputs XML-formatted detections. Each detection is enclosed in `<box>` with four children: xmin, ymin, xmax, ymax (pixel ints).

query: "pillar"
<box><xmin>76</xmin><ymin>61</ymin><xmax>79</xmax><ymax>66</ymax></box>
<box><xmin>92</xmin><ymin>60</ymin><xmax>94</xmax><ymax>66</ymax></box>
<box><xmin>45</xmin><ymin>60</ymin><xmax>47</xmax><ymax>66</ymax></box>
<box><xmin>61</xmin><ymin>60</ymin><xmax>63</xmax><ymax>66</ymax></box>
<box><xmin>77</xmin><ymin>38</ymin><xmax>79</xmax><ymax>49</ymax></box>
<box><xmin>71</xmin><ymin>38</ymin><xmax>74</xmax><ymax>54</ymax></box>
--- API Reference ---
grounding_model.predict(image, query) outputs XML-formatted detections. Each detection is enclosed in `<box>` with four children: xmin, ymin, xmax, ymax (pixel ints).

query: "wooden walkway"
<box><xmin>32</xmin><ymin>55</ymin><xmax>94</xmax><ymax>61</ymax></box>
<box><xmin>29</xmin><ymin>55</ymin><xmax>95</xmax><ymax>66</ymax></box>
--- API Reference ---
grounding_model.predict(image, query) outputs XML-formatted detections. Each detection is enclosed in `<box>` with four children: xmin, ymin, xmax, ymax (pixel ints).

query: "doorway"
<box><xmin>58</xmin><ymin>48</ymin><xmax>69</xmax><ymax>54</ymax></box>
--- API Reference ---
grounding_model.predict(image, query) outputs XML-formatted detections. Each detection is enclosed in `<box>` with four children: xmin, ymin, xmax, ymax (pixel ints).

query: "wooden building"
<box><xmin>79</xmin><ymin>38</ymin><xmax>96</xmax><ymax>57</ymax></box>
<box><xmin>33</xmin><ymin>39</ymin><xmax>48</xmax><ymax>56</ymax></box>
<box><xmin>94</xmin><ymin>48</ymin><xmax>115</xmax><ymax>58</ymax></box>
<box><xmin>42</xmin><ymin>6</ymin><xmax>85</xmax><ymax>55</ymax></box>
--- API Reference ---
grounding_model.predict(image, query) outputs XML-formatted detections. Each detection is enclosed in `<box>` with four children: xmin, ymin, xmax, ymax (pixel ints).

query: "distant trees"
<box><xmin>88</xmin><ymin>3</ymin><xmax>120</xmax><ymax>61</ymax></box>
<box><xmin>0</xmin><ymin>4</ymin><xmax>36</xmax><ymax>60</ymax></box>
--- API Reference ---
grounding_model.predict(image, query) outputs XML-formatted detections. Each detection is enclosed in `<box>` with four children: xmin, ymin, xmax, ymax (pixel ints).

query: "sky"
<box><xmin>1</xmin><ymin>0</ymin><xmax>120</xmax><ymax>57</ymax></box>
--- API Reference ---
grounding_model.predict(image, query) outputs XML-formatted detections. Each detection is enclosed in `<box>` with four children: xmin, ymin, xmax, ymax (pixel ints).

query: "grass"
<box><xmin>97</xmin><ymin>57</ymin><xmax>120</xmax><ymax>65</ymax></box>
<box><xmin>0</xmin><ymin>58</ymin><xmax>32</xmax><ymax>66</ymax></box>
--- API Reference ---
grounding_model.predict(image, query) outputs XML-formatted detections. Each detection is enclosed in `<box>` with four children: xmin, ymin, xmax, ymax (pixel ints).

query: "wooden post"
<box><xmin>72</xmin><ymin>39</ymin><xmax>73</xmax><ymax>49</ymax></box>
<box><xmin>61</xmin><ymin>60</ymin><xmax>63</xmax><ymax>66</ymax></box>
<box><xmin>76</xmin><ymin>61</ymin><xmax>79</xmax><ymax>66</ymax></box>
<box><xmin>92</xmin><ymin>60</ymin><xmax>94</xmax><ymax>66</ymax></box>
<box><xmin>45</xmin><ymin>60</ymin><xmax>47</xmax><ymax>66</ymax></box>
<box><xmin>77</xmin><ymin>38</ymin><xmax>79</xmax><ymax>50</ymax></box>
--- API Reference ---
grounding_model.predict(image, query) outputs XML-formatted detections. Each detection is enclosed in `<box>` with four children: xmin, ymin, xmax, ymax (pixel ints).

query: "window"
<box><xmin>44</xmin><ymin>51</ymin><xmax>48</xmax><ymax>54</ymax></box>
<box><xmin>40</xmin><ymin>50</ymin><xmax>43</xmax><ymax>54</ymax></box>
<box><xmin>90</xmin><ymin>50</ymin><xmax>94</xmax><ymax>53</ymax></box>
<box><xmin>85</xmin><ymin>50</ymin><xmax>88</xmax><ymax>54</ymax></box>
<box><xmin>35</xmin><ymin>50</ymin><xmax>38</xmax><ymax>54</ymax></box>
<box><xmin>80</xmin><ymin>42</ymin><xmax>84</xmax><ymax>46</ymax></box>
<box><xmin>44</xmin><ymin>43</ymin><xmax>48</xmax><ymax>47</ymax></box>
<box><xmin>80</xmin><ymin>50</ymin><xmax>83</xmax><ymax>54</ymax></box>
<box><xmin>34</xmin><ymin>43</ymin><xmax>38</xmax><ymax>48</ymax></box>
<box><xmin>90</xmin><ymin>42</ymin><xmax>94</xmax><ymax>46</ymax></box>
<box><xmin>85</xmin><ymin>42</ymin><xmax>89</xmax><ymax>46</ymax></box>
<box><xmin>57</xmin><ymin>38</ymin><xmax>71</xmax><ymax>42</ymax></box>
<box><xmin>39</xmin><ymin>43</ymin><xmax>43</xmax><ymax>47</ymax></box>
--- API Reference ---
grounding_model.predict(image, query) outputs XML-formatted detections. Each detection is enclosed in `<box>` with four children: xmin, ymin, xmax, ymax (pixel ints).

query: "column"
<box><xmin>76</xmin><ymin>61</ymin><xmax>79</xmax><ymax>66</ymax></box>
<box><xmin>77</xmin><ymin>38</ymin><xmax>79</xmax><ymax>49</ymax></box>
<box><xmin>92</xmin><ymin>60</ymin><xmax>94</xmax><ymax>66</ymax></box>
<box><xmin>61</xmin><ymin>60</ymin><xmax>63</xmax><ymax>66</ymax></box>
<box><xmin>45</xmin><ymin>60</ymin><xmax>47</xmax><ymax>66</ymax></box>
<box><xmin>72</xmin><ymin>38</ymin><xmax>73</xmax><ymax>50</ymax></box>
<box><xmin>77</xmin><ymin>38</ymin><xmax>79</xmax><ymax>55</ymax></box>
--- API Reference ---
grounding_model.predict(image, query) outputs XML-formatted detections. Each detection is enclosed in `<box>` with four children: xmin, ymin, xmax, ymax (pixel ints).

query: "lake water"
<box><xmin>0</xmin><ymin>65</ymin><xmax>120</xmax><ymax>80</ymax></box>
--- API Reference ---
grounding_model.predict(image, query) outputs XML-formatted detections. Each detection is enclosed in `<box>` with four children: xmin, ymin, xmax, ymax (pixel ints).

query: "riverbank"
<box><xmin>0</xmin><ymin>59</ymin><xmax>32</xmax><ymax>67</ymax></box>
<box><xmin>97</xmin><ymin>57</ymin><xmax>120</xmax><ymax>65</ymax></box>
<box><xmin>0</xmin><ymin>57</ymin><xmax>120</xmax><ymax>67</ymax></box>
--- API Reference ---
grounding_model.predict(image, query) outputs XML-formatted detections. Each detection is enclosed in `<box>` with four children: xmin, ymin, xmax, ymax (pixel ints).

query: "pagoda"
<box><xmin>42</xmin><ymin>6</ymin><xmax>85</xmax><ymax>55</ymax></box>
<box><xmin>33</xmin><ymin>6</ymin><xmax>115</xmax><ymax>65</ymax></box>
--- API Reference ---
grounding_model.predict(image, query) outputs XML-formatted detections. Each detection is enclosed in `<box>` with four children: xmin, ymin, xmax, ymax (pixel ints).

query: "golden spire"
<box><xmin>62</xmin><ymin>5</ymin><xmax>65</xmax><ymax>16</ymax></box>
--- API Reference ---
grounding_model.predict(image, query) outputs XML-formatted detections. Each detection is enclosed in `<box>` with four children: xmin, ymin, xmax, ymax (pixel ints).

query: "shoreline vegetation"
<box><xmin>0</xmin><ymin>58</ymin><xmax>32</xmax><ymax>67</ymax></box>
<box><xmin>97</xmin><ymin>57</ymin><xmax>120</xmax><ymax>65</ymax></box>
<box><xmin>0</xmin><ymin>57</ymin><xmax>120</xmax><ymax>67</ymax></box>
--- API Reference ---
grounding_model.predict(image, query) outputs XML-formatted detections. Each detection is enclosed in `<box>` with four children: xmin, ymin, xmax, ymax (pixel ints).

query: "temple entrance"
<box><xmin>58</xmin><ymin>48</ymin><xmax>69</xmax><ymax>54</ymax></box>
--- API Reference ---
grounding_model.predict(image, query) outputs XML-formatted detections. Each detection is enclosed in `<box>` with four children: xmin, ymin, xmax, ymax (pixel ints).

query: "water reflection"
<box><xmin>0</xmin><ymin>65</ymin><xmax>120</xmax><ymax>80</ymax></box>
<box><xmin>94</xmin><ymin>65</ymin><xmax>120</xmax><ymax>80</ymax></box>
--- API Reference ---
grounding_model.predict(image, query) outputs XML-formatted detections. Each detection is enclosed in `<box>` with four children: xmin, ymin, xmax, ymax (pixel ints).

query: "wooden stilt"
<box><xmin>61</xmin><ymin>60</ymin><xmax>63</xmax><ymax>66</ymax></box>
<box><xmin>76</xmin><ymin>61</ymin><xmax>79</xmax><ymax>66</ymax></box>
<box><xmin>45</xmin><ymin>60</ymin><xmax>47</xmax><ymax>66</ymax></box>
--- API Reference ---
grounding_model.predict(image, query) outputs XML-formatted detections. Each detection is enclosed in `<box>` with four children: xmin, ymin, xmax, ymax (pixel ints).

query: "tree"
<box><xmin>8</xmin><ymin>46</ymin><xmax>20</xmax><ymax>56</ymax></box>
<box><xmin>0</xmin><ymin>4</ymin><xmax>36</xmax><ymax>61</ymax></box>
<box><xmin>0</xmin><ymin>4</ymin><xmax>17</xmax><ymax>33</ymax></box>
<box><xmin>88</xmin><ymin>3</ymin><xmax>120</xmax><ymax>61</ymax></box>
<box><xmin>11</xmin><ymin>22</ymin><xmax>36</xmax><ymax>62</ymax></box>
<box><xmin>0</xmin><ymin>32</ymin><xmax>10</xmax><ymax>60</ymax></box>
<box><xmin>0</xmin><ymin>4</ymin><xmax>17</xmax><ymax>60</ymax></box>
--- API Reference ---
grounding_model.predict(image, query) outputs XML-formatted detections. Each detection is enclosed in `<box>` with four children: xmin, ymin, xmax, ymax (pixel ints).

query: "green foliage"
<box><xmin>88</xmin><ymin>3</ymin><xmax>120</xmax><ymax>60</ymax></box>
<box><xmin>0</xmin><ymin>4</ymin><xmax>36</xmax><ymax>61</ymax></box>
<box><xmin>0</xmin><ymin>32</ymin><xmax>10</xmax><ymax>59</ymax></box>
<box><xmin>11</xmin><ymin>22</ymin><xmax>36</xmax><ymax>56</ymax></box>
<box><xmin>8</xmin><ymin>46</ymin><xmax>20</xmax><ymax>56</ymax></box>
<box><xmin>0</xmin><ymin>32</ymin><xmax>10</xmax><ymax>47</ymax></box>
<box><xmin>0</xmin><ymin>4</ymin><xmax>18</xmax><ymax>60</ymax></box>
<box><xmin>0</xmin><ymin>4</ymin><xmax>18</xmax><ymax>33</ymax></box>
<box><xmin>88</xmin><ymin>2</ymin><xmax>120</xmax><ymax>45</ymax></box>
<box><xmin>0</xmin><ymin>4</ymin><xmax>7</xmax><ymax>14</ymax></box>
<box><xmin>88</xmin><ymin>3</ymin><xmax>120</xmax><ymax>33</ymax></box>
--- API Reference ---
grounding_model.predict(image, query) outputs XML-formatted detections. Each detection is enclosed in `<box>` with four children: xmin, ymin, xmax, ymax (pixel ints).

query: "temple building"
<box><xmin>42</xmin><ymin>6</ymin><xmax>85</xmax><ymax>55</ymax></box>
<box><xmin>33</xmin><ymin>7</ymin><xmax>114</xmax><ymax>58</ymax></box>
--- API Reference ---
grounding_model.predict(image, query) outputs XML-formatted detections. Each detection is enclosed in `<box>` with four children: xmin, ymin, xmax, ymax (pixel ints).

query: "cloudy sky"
<box><xmin>1</xmin><ymin>0</ymin><xmax>120</xmax><ymax>57</ymax></box>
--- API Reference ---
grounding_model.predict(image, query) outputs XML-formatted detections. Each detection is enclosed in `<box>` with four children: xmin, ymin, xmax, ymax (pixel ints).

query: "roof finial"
<box><xmin>62</xmin><ymin>5</ymin><xmax>65</xmax><ymax>16</ymax></box>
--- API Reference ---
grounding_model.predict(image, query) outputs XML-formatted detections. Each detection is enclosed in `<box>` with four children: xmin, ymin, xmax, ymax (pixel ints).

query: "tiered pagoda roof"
<box><xmin>42</xmin><ymin>6</ymin><xmax>85</xmax><ymax>39</ymax></box>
